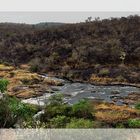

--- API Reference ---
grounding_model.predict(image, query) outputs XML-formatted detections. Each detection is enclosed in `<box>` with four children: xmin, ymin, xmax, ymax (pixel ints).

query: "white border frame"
<box><xmin>0</xmin><ymin>0</ymin><xmax>140</xmax><ymax>11</ymax></box>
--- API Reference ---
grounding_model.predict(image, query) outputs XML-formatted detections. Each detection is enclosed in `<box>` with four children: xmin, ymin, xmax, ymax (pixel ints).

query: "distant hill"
<box><xmin>0</xmin><ymin>22</ymin><xmax>65</xmax><ymax>39</ymax></box>
<box><xmin>34</xmin><ymin>22</ymin><xmax>64</xmax><ymax>29</ymax></box>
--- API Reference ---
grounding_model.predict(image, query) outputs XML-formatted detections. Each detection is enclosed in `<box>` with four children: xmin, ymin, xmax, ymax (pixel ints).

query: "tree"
<box><xmin>120</xmin><ymin>51</ymin><xmax>126</xmax><ymax>64</ymax></box>
<box><xmin>85</xmin><ymin>16</ymin><xmax>92</xmax><ymax>22</ymax></box>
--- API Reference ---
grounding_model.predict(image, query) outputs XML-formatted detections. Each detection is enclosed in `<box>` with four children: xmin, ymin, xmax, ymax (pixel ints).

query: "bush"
<box><xmin>29</xmin><ymin>58</ymin><xmax>41</xmax><ymax>72</ymax></box>
<box><xmin>115</xmin><ymin>123</ymin><xmax>125</xmax><ymax>128</ymax></box>
<box><xmin>116</xmin><ymin>75</ymin><xmax>126</xmax><ymax>82</ymax></box>
<box><xmin>0</xmin><ymin>79</ymin><xmax>9</xmax><ymax>93</ymax></box>
<box><xmin>41</xmin><ymin>94</ymin><xmax>72</xmax><ymax>122</ymax></box>
<box><xmin>135</xmin><ymin>102</ymin><xmax>140</xmax><ymax>110</ymax></box>
<box><xmin>41</xmin><ymin>104</ymin><xmax>72</xmax><ymax>122</ymax></box>
<box><xmin>127</xmin><ymin>119</ymin><xmax>140</xmax><ymax>128</ymax></box>
<box><xmin>49</xmin><ymin>115</ymin><xmax>70</xmax><ymax>128</ymax></box>
<box><xmin>22</xmin><ymin>120</ymin><xmax>46</xmax><ymax>128</ymax></box>
<box><xmin>71</xmin><ymin>99</ymin><xmax>94</xmax><ymax>119</ymax></box>
<box><xmin>98</xmin><ymin>68</ymin><xmax>110</xmax><ymax>77</ymax></box>
<box><xmin>8</xmin><ymin>98</ymin><xmax>38</xmax><ymax>119</ymax></box>
<box><xmin>29</xmin><ymin>65</ymin><xmax>39</xmax><ymax>73</ymax></box>
<box><xmin>49</xmin><ymin>94</ymin><xmax>64</xmax><ymax>106</ymax></box>
<box><xmin>66</xmin><ymin>118</ymin><xmax>93</xmax><ymax>128</ymax></box>
<box><xmin>40</xmin><ymin>95</ymin><xmax>95</xmax><ymax>128</ymax></box>
<box><xmin>0</xmin><ymin>96</ymin><xmax>37</xmax><ymax>128</ymax></box>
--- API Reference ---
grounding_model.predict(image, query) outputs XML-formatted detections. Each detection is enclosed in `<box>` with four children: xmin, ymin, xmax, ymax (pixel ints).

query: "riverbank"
<box><xmin>40</xmin><ymin>73</ymin><xmax>140</xmax><ymax>88</ymax></box>
<box><xmin>0</xmin><ymin>64</ymin><xmax>139</xmax><ymax>105</ymax></box>
<box><xmin>0</xmin><ymin>64</ymin><xmax>63</xmax><ymax>99</ymax></box>
<box><xmin>0</xmin><ymin>64</ymin><xmax>140</xmax><ymax>128</ymax></box>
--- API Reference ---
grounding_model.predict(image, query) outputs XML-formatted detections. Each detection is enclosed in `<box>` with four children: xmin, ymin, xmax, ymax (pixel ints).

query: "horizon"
<box><xmin>0</xmin><ymin>12</ymin><xmax>140</xmax><ymax>24</ymax></box>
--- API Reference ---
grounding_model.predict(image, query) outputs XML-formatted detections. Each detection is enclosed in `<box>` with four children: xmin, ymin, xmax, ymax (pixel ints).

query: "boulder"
<box><xmin>122</xmin><ymin>92</ymin><xmax>140</xmax><ymax>105</ymax></box>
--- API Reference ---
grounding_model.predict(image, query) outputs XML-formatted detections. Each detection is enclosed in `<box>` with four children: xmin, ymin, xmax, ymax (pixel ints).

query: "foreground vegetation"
<box><xmin>0</xmin><ymin>94</ymin><xmax>140</xmax><ymax>128</ymax></box>
<box><xmin>0</xmin><ymin>78</ymin><xmax>140</xmax><ymax>128</ymax></box>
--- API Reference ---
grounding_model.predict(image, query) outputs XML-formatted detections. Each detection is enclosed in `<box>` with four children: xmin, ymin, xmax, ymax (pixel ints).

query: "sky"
<box><xmin>0</xmin><ymin>12</ymin><xmax>140</xmax><ymax>24</ymax></box>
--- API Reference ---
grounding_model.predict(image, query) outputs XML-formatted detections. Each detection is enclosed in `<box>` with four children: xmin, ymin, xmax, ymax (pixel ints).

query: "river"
<box><xmin>22</xmin><ymin>75</ymin><xmax>140</xmax><ymax>106</ymax></box>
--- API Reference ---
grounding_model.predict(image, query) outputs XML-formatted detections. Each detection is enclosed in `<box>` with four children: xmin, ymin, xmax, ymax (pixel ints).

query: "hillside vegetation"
<box><xmin>0</xmin><ymin>15</ymin><xmax>140</xmax><ymax>84</ymax></box>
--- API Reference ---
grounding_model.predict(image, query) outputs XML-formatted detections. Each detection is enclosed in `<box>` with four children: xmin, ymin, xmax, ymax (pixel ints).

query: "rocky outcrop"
<box><xmin>110</xmin><ymin>92</ymin><xmax>140</xmax><ymax>105</ymax></box>
<box><xmin>121</xmin><ymin>92</ymin><xmax>140</xmax><ymax>105</ymax></box>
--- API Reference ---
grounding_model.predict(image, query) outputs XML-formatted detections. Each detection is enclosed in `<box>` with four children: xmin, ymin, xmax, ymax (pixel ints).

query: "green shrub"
<box><xmin>49</xmin><ymin>94</ymin><xmax>64</xmax><ymax>106</ymax></box>
<box><xmin>22</xmin><ymin>120</ymin><xmax>47</xmax><ymax>128</ymax></box>
<box><xmin>41</xmin><ymin>95</ymin><xmax>95</xmax><ymax>128</ymax></box>
<box><xmin>0</xmin><ymin>98</ymin><xmax>12</xmax><ymax>127</ymax></box>
<box><xmin>98</xmin><ymin>68</ymin><xmax>110</xmax><ymax>77</ymax></box>
<box><xmin>41</xmin><ymin>94</ymin><xmax>71</xmax><ymax>122</ymax></box>
<box><xmin>49</xmin><ymin>115</ymin><xmax>70</xmax><ymax>128</ymax></box>
<box><xmin>41</xmin><ymin>104</ymin><xmax>72</xmax><ymax>122</ymax></box>
<box><xmin>127</xmin><ymin>119</ymin><xmax>140</xmax><ymax>128</ymax></box>
<box><xmin>94</xmin><ymin>64</ymin><xmax>101</xmax><ymax>69</ymax></box>
<box><xmin>29</xmin><ymin>58</ymin><xmax>41</xmax><ymax>72</ymax></box>
<box><xmin>0</xmin><ymin>79</ymin><xmax>9</xmax><ymax>93</ymax></box>
<box><xmin>0</xmin><ymin>96</ymin><xmax>37</xmax><ymax>128</ymax></box>
<box><xmin>71</xmin><ymin>99</ymin><xmax>94</xmax><ymax>119</ymax></box>
<box><xmin>66</xmin><ymin>118</ymin><xmax>93</xmax><ymax>128</ymax></box>
<box><xmin>115</xmin><ymin>123</ymin><xmax>125</xmax><ymax>128</ymax></box>
<box><xmin>29</xmin><ymin>65</ymin><xmax>39</xmax><ymax>72</ymax></box>
<box><xmin>8</xmin><ymin>97</ymin><xmax>38</xmax><ymax>119</ymax></box>
<box><xmin>135</xmin><ymin>103</ymin><xmax>140</xmax><ymax>110</ymax></box>
<box><xmin>116</xmin><ymin>75</ymin><xmax>125</xmax><ymax>82</ymax></box>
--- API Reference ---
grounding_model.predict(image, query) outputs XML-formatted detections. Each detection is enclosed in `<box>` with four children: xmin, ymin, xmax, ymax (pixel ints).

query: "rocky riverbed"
<box><xmin>0</xmin><ymin>64</ymin><xmax>139</xmax><ymax>107</ymax></box>
<box><xmin>22</xmin><ymin>74</ymin><xmax>140</xmax><ymax>106</ymax></box>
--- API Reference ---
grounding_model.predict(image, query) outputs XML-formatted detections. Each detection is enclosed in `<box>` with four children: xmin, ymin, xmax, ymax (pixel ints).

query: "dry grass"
<box><xmin>90</xmin><ymin>74</ymin><xmax>114</xmax><ymax>84</ymax></box>
<box><xmin>0</xmin><ymin>64</ymin><xmax>44</xmax><ymax>98</ymax></box>
<box><xmin>0</xmin><ymin>64</ymin><xmax>14</xmax><ymax>71</ymax></box>
<box><xmin>15</xmin><ymin>89</ymin><xmax>42</xmax><ymax>99</ymax></box>
<box><xmin>43</xmin><ymin>78</ymin><xmax>63</xmax><ymax>86</ymax></box>
<box><xmin>94</xmin><ymin>103</ymin><xmax>140</xmax><ymax>123</ymax></box>
<box><xmin>95</xmin><ymin>111</ymin><xmax>129</xmax><ymax>123</ymax></box>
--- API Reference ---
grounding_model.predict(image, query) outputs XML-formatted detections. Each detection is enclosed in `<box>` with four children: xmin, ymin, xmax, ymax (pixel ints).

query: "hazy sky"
<box><xmin>0</xmin><ymin>12</ymin><xmax>140</xmax><ymax>24</ymax></box>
